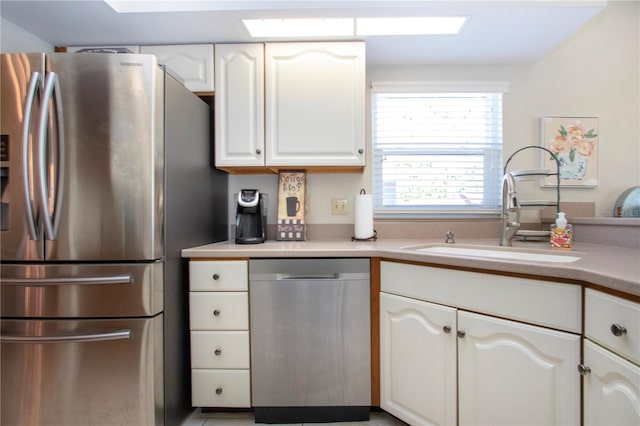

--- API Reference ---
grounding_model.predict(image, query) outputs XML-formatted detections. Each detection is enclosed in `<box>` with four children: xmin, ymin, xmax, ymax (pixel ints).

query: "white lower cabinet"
<box><xmin>380</xmin><ymin>293</ymin><xmax>457</xmax><ymax>425</ymax></box>
<box><xmin>189</xmin><ymin>260</ymin><xmax>250</xmax><ymax>408</ymax></box>
<box><xmin>583</xmin><ymin>289</ymin><xmax>640</xmax><ymax>425</ymax></box>
<box><xmin>457</xmin><ymin>311</ymin><xmax>580</xmax><ymax>425</ymax></box>
<box><xmin>583</xmin><ymin>340</ymin><xmax>640</xmax><ymax>425</ymax></box>
<box><xmin>380</xmin><ymin>260</ymin><xmax>581</xmax><ymax>426</ymax></box>
<box><xmin>191</xmin><ymin>370</ymin><xmax>251</xmax><ymax>407</ymax></box>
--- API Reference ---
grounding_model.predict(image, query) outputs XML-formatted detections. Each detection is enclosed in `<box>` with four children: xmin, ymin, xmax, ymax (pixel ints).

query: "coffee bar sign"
<box><xmin>277</xmin><ymin>171</ymin><xmax>306</xmax><ymax>241</ymax></box>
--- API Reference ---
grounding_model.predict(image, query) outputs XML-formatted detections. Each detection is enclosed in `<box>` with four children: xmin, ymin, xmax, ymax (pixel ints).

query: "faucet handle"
<box><xmin>445</xmin><ymin>230</ymin><xmax>455</xmax><ymax>244</ymax></box>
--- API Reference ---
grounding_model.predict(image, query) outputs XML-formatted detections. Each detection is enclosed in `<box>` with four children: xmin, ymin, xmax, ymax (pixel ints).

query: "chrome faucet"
<box><xmin>500</xmin><ymin>172</ymin><xmax>521</xmax><ymax>246</ymax></box>
<box><xmin>445</xmin><ymin>230</ymin><xmax>455</xmax><ymax>244</ymax></box>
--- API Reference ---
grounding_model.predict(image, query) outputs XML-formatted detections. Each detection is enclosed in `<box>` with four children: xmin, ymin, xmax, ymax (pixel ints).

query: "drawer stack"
<box><xmin>189</xmin><ymin>260</ymin><xmax>251</xmax><ymax>408</ymax></box>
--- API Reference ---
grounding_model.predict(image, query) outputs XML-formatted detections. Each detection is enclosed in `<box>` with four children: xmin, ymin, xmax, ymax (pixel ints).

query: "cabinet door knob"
<box><xmin>577</xmin><ymin>364</ymin><xmax>591</xmax><ymax>376</ymax></box>
<box><xmin>457</xmin><ymin>330</ymin><xmax>466</xmax><ymax>338</ymax></box>
<box><xmin>214</xmin><ymin>348</ymin><xmax>222</xmax><ymax>356</ymax></box>
<box><xmin>213</xmin><ymin>309</ymin><xmax>221</xmax><ymax>317</ymax></box>
<box><xmin>212</xmin><ymin>273</ymin><xmax>220</xmax><ymax>280</ymax></box>
<box><xmin>358</xmin><ymin>148</ymin><xmax>364</xmax><ymax>154</ymax></box>
<box><xmin>215</xmin><ymin>387</ymin><xmax>223</xmax><ymax>395</ymax></box>
<box><xmin>256</xmin><ymin>148</ymin><xmax>262</xmax><ymax>155</ymax></box>
<box><xmin>443</xmin><ymin>325</ymin><xmax>452</xmax><ymax>334</ymax></box>
<box><xmin>610</xmin><ymin>323</ymin><xmax>627</xmax><ymax>336</ymax></box>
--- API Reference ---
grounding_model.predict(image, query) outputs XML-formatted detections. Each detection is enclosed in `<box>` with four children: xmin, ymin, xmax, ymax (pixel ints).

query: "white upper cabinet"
<box><xmin>214</xmin><ymin>44</ymin><xmax>265</xmax><ymax>170</ymax></box>
<box><xmin>141</xmin><ymin>44</ymin><xmax>214</xmax><ymax>92</ymax></box>
<box><xmin>264</xmin><ymin>42</ymin><xmax>366</xmax><ymax>168</ymax></box>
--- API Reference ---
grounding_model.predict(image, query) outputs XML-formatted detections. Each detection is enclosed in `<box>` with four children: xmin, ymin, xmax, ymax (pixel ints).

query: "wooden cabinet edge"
<box><xmin>215</xmin><ymin>166</ymin><xmax>365</xmax><ymax>174</ymax></box>
<box><xmin>370</xmin><ymin>257</ymin><xmax>381</xmax><ymax>406</ymax></box>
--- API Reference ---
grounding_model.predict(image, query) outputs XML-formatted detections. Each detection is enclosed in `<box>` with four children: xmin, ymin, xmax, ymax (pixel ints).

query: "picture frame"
<box><xmin>276</xmin><ymin>171</ymin><xmax>307</xmax><ymax>241</ymax></box>
<box><xmin>540</xmin><ymin>116</ymin><xmax>599</xmax><ymax>188</ymax></box>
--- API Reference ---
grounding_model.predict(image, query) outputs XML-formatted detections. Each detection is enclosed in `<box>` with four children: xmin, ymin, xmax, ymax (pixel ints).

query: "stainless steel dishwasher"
<box><xmin>249</xmin><ymin>258</ymin><xmax>371</xmax><ymax>424</ymax></box>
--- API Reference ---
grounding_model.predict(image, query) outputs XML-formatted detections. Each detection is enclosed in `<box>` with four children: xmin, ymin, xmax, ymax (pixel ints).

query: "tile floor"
<box><xmin>182</xmin><ymin>409</ymin><xmax>407</xmax><ymax>426</ymax></box>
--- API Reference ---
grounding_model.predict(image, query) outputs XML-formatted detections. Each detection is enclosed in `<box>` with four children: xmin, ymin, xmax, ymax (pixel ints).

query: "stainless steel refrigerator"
<box><xmin>0</xmin><ymin>52</ymin><xmax>228</xmax><ymax>426</ymax></box>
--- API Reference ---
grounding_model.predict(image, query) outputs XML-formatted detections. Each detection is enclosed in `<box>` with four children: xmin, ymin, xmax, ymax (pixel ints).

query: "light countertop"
<box><xmin>182</xmin><ymin>238</ymin><xmax>640</xmax><ymax>298</ymax></box>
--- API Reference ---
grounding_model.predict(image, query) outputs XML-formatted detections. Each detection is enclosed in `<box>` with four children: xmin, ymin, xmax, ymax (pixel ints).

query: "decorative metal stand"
<box><xmin>503</xmin><ymin>145</ymin><xmax>561</xmax><ymax>241</ymax></box>
<box><xmin>351</xmin><ymin>230</ymin><xmax>378</xmax><ymax>242</ymax></box>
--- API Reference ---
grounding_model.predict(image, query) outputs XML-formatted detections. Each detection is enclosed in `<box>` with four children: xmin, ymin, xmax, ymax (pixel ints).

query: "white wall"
<box><xmin>232</xmin><ymin>0</ymin><xmax>639</xmax><ymax>224</ymax></box>
<box><xmin>0</xmin><ymin>17</ymin><xmax>53</xmax><ymax>52</ymax></box>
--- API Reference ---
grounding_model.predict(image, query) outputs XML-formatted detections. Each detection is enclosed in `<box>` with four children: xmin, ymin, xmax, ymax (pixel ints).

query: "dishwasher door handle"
<box><xmin>277</xmin><ymin>273</ymin><xmax>340</xmax><ymax>280</ymax></box>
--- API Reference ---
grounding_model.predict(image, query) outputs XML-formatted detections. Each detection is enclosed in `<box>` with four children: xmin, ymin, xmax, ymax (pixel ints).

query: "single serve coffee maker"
<box><xmin>235</xmin><ymin>189</ymin><xmax>268</xmax><ymax>244</ymax></box>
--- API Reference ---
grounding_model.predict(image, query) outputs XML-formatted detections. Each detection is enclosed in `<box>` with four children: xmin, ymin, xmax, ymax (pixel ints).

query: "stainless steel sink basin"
<box><xmin>405</xmin><ymin>244</ymin><xmax>581</xmax><ymax>263</ymax></box>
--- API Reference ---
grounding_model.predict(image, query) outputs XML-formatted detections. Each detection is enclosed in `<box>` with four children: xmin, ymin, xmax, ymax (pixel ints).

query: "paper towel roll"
<box><xmin>354</xmin><ymin>194</ymin><xmax>374</xmax><ymax>239</ymax></box>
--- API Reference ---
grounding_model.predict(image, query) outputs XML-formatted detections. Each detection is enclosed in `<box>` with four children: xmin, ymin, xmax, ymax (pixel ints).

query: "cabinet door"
<box><xmin>265</xmin><ymin>42</ymin><xmax>365</xmax><ymax>167</ymax></box>
<box><xmin>583</xmin><ymin>339</ymin><xmax>640</xmax><ymax>426</ymax></box>
<box><xmin>214</xmin><ymin>44</ymin><xmax>265</xmax><ymax>168</ymax></box>
<box><xmin>380</xmin><ymin>293</ymin><xmax>457</xmax><ymax>425</ymax></box>
<box><xmin>141</xmin><ymin>44</ymin><xmax>214</xmax><ymax>92</ymax></box>
<box><xmin>458</xmin><ymin>311</ymin><xmax>580</xmax><ymax>425</ymax></box>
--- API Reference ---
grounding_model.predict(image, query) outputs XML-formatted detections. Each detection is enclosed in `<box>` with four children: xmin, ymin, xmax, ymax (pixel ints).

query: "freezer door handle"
<box><xmin>37</xmin><ymin>71</ymin><xmax>64</xmax><ymax>241</ymax></box>
<box><xmin>2</xmin><ymin>274</ymin><xmax>133</xmax><ymax>286</ymax></box>
<box><xmin>1</xmin><ymin>329</ymin><xmax>131</xmax><ymax>343</ymax></box>
<box><xmin>21</xmin><ymin>71</ymin><xmax>41</xmax><ymax>241</ymax></box>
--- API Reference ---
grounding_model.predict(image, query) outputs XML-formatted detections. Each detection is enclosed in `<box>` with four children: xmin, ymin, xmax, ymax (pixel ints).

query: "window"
<box><xmin>371</xmin><ymin>81</ymin><xmax>509</xmax><ymax>217</ymax></box>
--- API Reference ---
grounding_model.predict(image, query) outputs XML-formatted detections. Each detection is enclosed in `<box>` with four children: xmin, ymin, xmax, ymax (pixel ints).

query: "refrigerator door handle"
<box><xmin>21</xmin><ymin>71</ymin><xmax>41</xmax><ymax>240</ymax></box>
<box><xmin>36</xmin><ymin>71</ymin><xmax>64</xmax><ymax>241</ymax></box>
<box><xmin>1</xmin><ymin>329</ymin><xmax>132</xmax><ymax>343</ymax></box>
<box><xmin>50</xmin><ymin>71</ymin><xmax>65</xmax><ymax>238</ymax></box>
<box><xmin>2</xmin><ymin>274</ymin><xmax>133</xmax><ymax>286</ymax></box>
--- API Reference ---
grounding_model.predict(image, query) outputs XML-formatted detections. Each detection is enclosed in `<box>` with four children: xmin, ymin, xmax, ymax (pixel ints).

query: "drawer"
<box><xmin>191</xmin><ymin>331</ymin><xmax>250</xmax><ymax>369</ymax></box>
<box><xmin>191</xmin><ymin>369</ymin><xmax>251</xmax><ymax>407</ymax></box>
<box><xmin>190</xmin><ymin>292</ymin><xmax>248</xmax><ymax>330</ymax></box>
<box><xmin>190</xmin><ymin>261</ymin><xmax>248</xmax><ymax>291</ymax></box>
<box><xmin>585</xmin><ymin>289</ymin><xmax>639</xmax><ymax>364</ymax></box>
<box><xmin>381</xmin><ymin>261</ymin><xmax>582</xmax><ymax>333</ymax></box>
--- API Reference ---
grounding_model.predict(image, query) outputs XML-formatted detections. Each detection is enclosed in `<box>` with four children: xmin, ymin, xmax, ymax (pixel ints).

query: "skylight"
<box><xmin>243</xmin><ymin>16</ymin><xmax>467</xmax><ymax>38</ymax></box>
<box><xmin>243</xmin><ymin>18</ymin><xmax>354</xmax><ymax>38</ymax></box>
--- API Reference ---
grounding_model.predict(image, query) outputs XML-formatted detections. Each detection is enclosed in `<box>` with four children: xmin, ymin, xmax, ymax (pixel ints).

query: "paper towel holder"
<box><xmin>351</xmin><ymin>189</ymin><xmax>377</xmax><ymax>241</ymax></box>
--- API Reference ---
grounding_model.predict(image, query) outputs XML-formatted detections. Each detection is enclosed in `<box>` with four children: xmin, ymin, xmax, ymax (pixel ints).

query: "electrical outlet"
<box><xmin>331</xmin><ymin>198</ymin><xmax>349</xmax><ymax>215</ymax></box>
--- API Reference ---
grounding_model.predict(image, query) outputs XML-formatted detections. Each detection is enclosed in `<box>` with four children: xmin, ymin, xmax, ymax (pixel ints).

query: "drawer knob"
<box><xmin>577</xmin><ymin>364</ymin><xmax>591</xmax><ymax>376</ymax></box>
<box><xmin>212</xmin><ymin>273</ymin><xmax>220</xmax><ymax>280</ymax></box>
<box><xmin>214</xmin><ymin>348</ymin><xmax>222</xmax><ymax>356</ymax></box>
<box><xmin>213</xmin><ymin>310</ymin><xmax>221</xmax><ymax>317</ymax></box>
<box><xmin>457</xmin><ymin>330</ymin><xmax>466</xmax><ymax>339</ymax></box>
<box><xmin>215</xmin><ymin>387</ymin><xmax>223</xmax><ymax>395</ymax></box>
<box><xmin>443</xmin><ymin>325</ymin><xmax>452</xmax><ymax>334</ymax></box>
<box><xmin>610</xmin><ymin>324</ymin><xmax>627</xmax><ymax>336</ymax></box>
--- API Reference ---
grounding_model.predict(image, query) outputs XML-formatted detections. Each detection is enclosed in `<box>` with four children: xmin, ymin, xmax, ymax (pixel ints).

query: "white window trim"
<box><xmin>370</xmin><ymin>81</ymin><xmax>511</xmax><ymax>94</ymax></box>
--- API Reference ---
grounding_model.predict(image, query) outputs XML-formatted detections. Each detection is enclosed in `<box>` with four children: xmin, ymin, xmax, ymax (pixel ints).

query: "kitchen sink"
<box><xmin>405</xmin><ymin>244</ymin><xmax>581</xmax><ymax>263</ymax></box>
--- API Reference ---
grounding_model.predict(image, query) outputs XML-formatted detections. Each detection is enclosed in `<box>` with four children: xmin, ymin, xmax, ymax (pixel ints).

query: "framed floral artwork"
<box><xmin>540</xmin><ymin>116</ymin><xmax>599</xmax><ymax>188</ymax></box>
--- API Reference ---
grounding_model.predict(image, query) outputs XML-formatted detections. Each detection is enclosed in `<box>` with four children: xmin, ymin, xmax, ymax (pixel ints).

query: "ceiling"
<box><xmin>0</xmin><ymin>0</ymin><xmax>607</xmax><ymax>65</ymax></box>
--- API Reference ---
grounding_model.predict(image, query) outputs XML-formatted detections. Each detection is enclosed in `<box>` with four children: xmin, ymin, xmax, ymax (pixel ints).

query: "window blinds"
<box><xmin>371</xmin><ymin>82</ymin><xmax>509</xmax><ymax>217</ymax></box>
